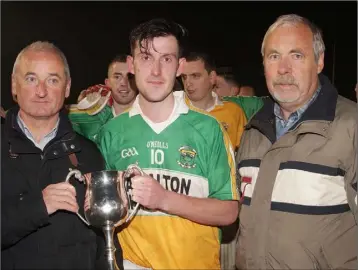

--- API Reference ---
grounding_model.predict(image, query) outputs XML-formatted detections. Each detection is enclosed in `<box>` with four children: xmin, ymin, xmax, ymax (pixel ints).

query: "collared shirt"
<box><xmin>186</xmin><ymin>91</ymin><xmax>223</xmax><ymax>112</ymax></box>
<box><xmin>17</xmin><ymin>113</ymin><xmax>59</xmax><ymax>151</ymax></box>
<box><xmin>185</xmin><ymin>91</ymin><xmax>247</xmax><ymax>149</ymax></box>
<box><xmin>129</xmin><ymin>91</ymin><xmax>189</xmax><ymax>134</ymax></box>
<box><xmin>274</xmin><ymin>86</ymin><xmax>321</xmax><ymax>139</ymax></box>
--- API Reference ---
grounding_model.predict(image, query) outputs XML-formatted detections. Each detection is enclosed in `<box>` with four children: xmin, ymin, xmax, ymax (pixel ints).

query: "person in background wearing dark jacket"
<box><xmin>1</xmin><ymin>41</ymin><xmax>123</xmax><ymax>269</ymax></box>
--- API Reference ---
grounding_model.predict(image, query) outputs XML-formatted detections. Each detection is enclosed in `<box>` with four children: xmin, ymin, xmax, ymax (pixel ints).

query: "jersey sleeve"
<box><xmin>223</xmin><ymin>96</ymin><xmax>264</xmax><ymax>120</ymax></box>
<box><xmin>235</xmin><ymin>105</ymin><xmax>248</xmax><ymax>148</ymax></box>
<box><xmin>207</xmin><ymin>122</ymin><xmax>238</xmax><ymax>201</ymax></box>
<box><xmin>97</xmin><ymin>124</ymin><xmax>120</xmax><ymax>170</ymax></box>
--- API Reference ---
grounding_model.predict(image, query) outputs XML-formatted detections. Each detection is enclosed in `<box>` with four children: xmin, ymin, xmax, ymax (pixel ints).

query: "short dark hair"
<box><xmin>107</xmin><ymin>54</ymin><xmax>128</xmax><ymax>77</ymax></box>
<box><xmin>215</xmin><ymin>66</ymin><xmax>240</xmax><ymax>87</ymax></box>
<box><xmin>108</xmin><ymin>54</ymin><xmax>127</xmax><ymax>69</ymax></box>
<box><xmin>185</xmin><ymin>51</ymin><xmax>216</xmax><ymax>73</ymax></box>
<box><xmin>129</xmin><ymin>18</ymin><xmax>188</xmax><ymax>58</ymax></box>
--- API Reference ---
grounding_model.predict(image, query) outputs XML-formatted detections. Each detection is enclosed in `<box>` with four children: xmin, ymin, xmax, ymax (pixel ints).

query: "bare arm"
<box><xmin>161</xmin><ymin>190</ymin><xmax>239</xmax><ymax>226</ymax></box>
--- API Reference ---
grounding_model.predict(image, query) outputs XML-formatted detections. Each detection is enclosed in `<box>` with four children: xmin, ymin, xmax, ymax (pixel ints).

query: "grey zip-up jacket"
<box><xmin>236</xmin><ymin>74</ymin><xmax>357</xmax><ymax>269</ymax></box>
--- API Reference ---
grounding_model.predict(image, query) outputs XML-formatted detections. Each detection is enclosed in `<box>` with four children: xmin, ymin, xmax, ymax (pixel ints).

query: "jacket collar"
<box><xmin>5</xmin><ymin>106</ymin><xmax>80</xmax><ymax>155</ymax></box>
<box><xmin>247</xmin><ymin>74</ymin><xmax>338</xmax><ymax>143</ymax></box>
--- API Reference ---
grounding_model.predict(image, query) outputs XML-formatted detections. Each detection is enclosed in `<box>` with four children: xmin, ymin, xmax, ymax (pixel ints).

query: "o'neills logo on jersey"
<box><xmin>146</xmin><ymin>141</ymin><xmax>169</xmax><ymax>149</ymax></box>
<box><xmin>177</xmin><ymin>146</ymin><xmax>197</xmax><ymax>169</ymax></box>
<box><xmin>121</xmin><ymin>147</ymin><xmax>139</xmax><ymax>158</ymax></box>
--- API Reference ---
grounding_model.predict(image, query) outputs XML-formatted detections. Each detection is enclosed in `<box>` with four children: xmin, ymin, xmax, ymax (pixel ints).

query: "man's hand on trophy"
<box><xmin>77</xmin><ymin>84</ymin><xmax>111</xmax><ymax>103</ymax></box>
<box><xmin>131</xmin><ymin>175</ymin><xmax>167</xmax><ymax>211</ymax></box>
<box><xmin>42</xmin><ymin>182</ymin><xmax>79</xmax><ymax>215</ymax></box>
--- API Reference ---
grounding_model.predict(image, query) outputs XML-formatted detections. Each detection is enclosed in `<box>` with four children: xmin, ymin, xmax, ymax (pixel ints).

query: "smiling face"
<box><xmin>263</xmin><ymin>23</ymin><xmax>324</xmax><ymax>110</ymax></box>
<box><xmin>12</xmin><ymin>49</ymin><xmax>70</xmax><ymax>120</ymax></box>
<box><xmin>105</xmin><ymin>61</ymin><xmax>137</xmax><ymax>105</ymax></box>
<box><xmin>128</xmin><ymin>35</ymin><xmax>184</xmax><ymax>103</ymax></box>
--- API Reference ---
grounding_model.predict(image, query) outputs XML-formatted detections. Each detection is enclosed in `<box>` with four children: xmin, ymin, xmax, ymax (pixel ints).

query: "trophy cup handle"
<box><xmin>123</xmin><ymin>164</ymin><xmax>144</xmax><ymax>223</ymax></box>
<box><xmin>65</xmin><ymin>168</ymin><xmax>90</xmax><ymax>226</ymax></box>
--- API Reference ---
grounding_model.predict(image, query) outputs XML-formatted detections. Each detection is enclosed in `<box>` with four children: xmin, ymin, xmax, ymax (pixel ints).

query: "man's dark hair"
<box><xmin>215</xmin><ymin>66</ymin><xmax>240</xmax><ymax>87</ymax></box>
<box><xmin>129</xmin><ymin>18</ymin><xmax>188</xmax><ymax>58</ymax></box>
<box><xmin>108</xmin><ymin>54</ymin><xmax>127</xmax><ymax>69</ymax></box>
<box><xmin>185</xmin><ymin>51</ymin><xmax>216</xmax><ymax>73</ymax></box>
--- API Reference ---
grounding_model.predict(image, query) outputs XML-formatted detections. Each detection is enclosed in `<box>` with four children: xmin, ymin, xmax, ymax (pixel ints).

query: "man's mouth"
<box><xmin>148</xmin><ymin>81</ymin><xmax>164</xmax><ymax>85</ymax></box>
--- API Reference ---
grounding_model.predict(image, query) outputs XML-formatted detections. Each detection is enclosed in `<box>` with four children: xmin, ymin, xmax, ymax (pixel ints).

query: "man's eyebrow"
<box><xmin>48</xmin><ymin>73</ymin><xmax>62</xmax><ymax>78</ymax></box>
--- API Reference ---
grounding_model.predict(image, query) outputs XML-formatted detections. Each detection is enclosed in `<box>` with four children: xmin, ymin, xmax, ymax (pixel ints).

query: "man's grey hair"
<box><xmin>261</xmin><ymin>14</ymin><xmax>325</xmax><ymax>62</ymax></box>
<box><xmin>12</xmin><ymin>41</ymin><xmax>71</xmax><ymax>79</ymax></box>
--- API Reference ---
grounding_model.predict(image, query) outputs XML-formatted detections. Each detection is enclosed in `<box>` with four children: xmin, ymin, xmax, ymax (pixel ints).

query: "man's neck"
<box><xmin>191</xmin><ymin>92</ymin><xmax>215</xmax><ymax>111</ymax></box>
<box><xmin>139</xmin><ymin>93</ymin><xmax>175</xmax><ymax>123</ymax></box>
<box><xmin>278</xmin><ymin>82</ymin><xmax>321</xmax><ymax>121</ymax></box>
<box><xmin>112</xmin><ymin>100</ymin><xmax>134</xmax><ymax>116</ymax></box>
<box><xmin>19</xmin><ymin>110</ymin><xmax>59</xmax><ymax>143</ymax></box>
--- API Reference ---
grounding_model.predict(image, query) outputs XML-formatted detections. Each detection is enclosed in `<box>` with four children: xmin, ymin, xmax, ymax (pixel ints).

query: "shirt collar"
<box><xmin>111</xmin><ymin>106</ymin><xmax>117</xmax><ymax>117</ymax></box>
<box><xmin>274</xmin><ymin>84</ymin><xmax>322</xmax><ymax>122</ymax></box>
<box><xmin>129</xmin><ymin>91</ymin><xmax>189</xmax><ymax>118</ymax></box>
<box><xmin>184</xmin><ymin>91</ymin><xmax>222</xmax><ymax>112</ymax></box>
<box><xmin>16</xmin><ymin>113</ymin><xmax>60</xmax><ymax>150</ymax></box>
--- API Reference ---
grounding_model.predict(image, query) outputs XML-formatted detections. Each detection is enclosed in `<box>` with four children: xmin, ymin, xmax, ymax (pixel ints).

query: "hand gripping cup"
<box><xmin>65</xmin><ymin>164</ymin><xmax>144</xmax><ymax>270</ymax></box>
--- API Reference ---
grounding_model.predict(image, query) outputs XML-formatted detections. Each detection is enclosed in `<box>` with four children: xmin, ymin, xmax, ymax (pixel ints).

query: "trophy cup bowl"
<box><xmin>65</xmin><ymin>165</ymin><xmax>143</xmax><ymax>270</ymax></box>
<box><xmin>84</xmin><ymin>170</ymin><xmax>126</xmax><ymax>228</ymax></box>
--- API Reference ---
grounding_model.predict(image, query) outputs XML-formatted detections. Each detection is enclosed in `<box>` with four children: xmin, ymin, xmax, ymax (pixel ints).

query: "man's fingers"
<box><xmin>51</xmin><ymin>194</ymin><xmax>79</xmax><ymax>210</ymax></box>
<box><xmin>53</xmin><ymin>200</ymin><xmax>79</xmax><ymax>213</ymax></box>
<box><xmin>48</xmin><ymin>189</ymin><xmax>78</xmax><ymax>200</ymax></box>
<box><xmin>49</xmin><ymin>182</ymin><xmax>77</xmax><ymax>196</ymax></box>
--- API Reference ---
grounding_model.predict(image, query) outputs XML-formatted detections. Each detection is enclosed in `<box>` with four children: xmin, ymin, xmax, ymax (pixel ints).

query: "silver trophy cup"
<box><xmin>65</xmin><ymin>164</ymin><xmax>143</xmax><ymax>270</ymax></box>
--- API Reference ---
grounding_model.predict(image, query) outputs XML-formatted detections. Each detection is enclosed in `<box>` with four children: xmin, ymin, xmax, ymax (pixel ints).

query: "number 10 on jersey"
<box><xmin>150</xmin><ymin>149</ymin><xmax>164</xmax><ymax>165</ymax></box>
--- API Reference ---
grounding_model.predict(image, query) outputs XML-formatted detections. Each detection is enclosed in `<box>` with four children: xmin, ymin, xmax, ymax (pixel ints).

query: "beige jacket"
<box><xmin>236</xmin><ymin>75</ymin><xmax>357</xmax><ymax>269</ymax></box>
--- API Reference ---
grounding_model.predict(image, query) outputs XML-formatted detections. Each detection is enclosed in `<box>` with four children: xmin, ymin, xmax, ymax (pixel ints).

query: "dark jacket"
<box><xmin>1</xmin><ymin>106</ymin><xmax>123</xmax><ymax>270</ymax></box>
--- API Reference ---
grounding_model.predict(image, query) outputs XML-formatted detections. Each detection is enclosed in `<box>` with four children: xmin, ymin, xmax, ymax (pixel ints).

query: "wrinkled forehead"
<box><xmin>265</xmin><ymin>23</ymin><xmax>314</xmax><ymax>53</ymax></box>
<box><xmin>17</xmin><ymin>50</ymin><xmax>66</xmax><ymax>76</ymax></box>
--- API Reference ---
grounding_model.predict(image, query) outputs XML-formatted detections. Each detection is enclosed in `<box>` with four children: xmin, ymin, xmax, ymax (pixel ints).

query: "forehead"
<box><xmin>18</xmin><ymin>50</ymin><xmax>65</xmax><ymax>75</ymax></box>
<box><xmin>265</xmin><ymin>23</ymin><xmax>314</xmax><ymax>54</ymax></box>
<box><xmin>182</xmin><ymin>59</ymin><xmax>206</xmax><ymax>74</ymax></box>
<box><xmin>134</xmin><ymin>35</ymin><xmax>179</xmax><ymax>56</ymax></box>
<box><xmin>109</xmin><ymin>62</ymin><xmax>128</xmax><ymax>74</ymax></box>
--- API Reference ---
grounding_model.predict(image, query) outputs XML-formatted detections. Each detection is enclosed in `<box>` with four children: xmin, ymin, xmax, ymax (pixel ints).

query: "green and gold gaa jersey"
<box><xmin>98</xmin><ymin>91</ymin><xmax>237</xmax><ymax>269</ymax></box>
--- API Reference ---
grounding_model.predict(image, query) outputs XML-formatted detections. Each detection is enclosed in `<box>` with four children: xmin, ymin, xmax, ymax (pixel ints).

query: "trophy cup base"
<box><xmin>103</xmin><ymin>222</ymin><xmax>120</xmax><ymax>270</ymax></box>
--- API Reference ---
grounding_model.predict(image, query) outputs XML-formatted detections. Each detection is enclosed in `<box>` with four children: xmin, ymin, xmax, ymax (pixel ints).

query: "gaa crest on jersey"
<box><xmin>177</xmin><ymin>146</ymin><xmax>197</xmax><ymax>169</ymax></box>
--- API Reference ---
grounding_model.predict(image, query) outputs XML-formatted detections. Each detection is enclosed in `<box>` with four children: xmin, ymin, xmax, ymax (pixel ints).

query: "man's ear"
<box><xmin>231</xmin><ymin>86</ymin><xmax>240</xmax><ymax>96</ymax></box>
<box><xmin>127</xmin><ymin>55</ymin><xmax>135</xmax><ymax>75</ymax></box>
<box><xmin>105</xmin><ymin>78</ymin><xmax>110</xmax><ymax>87</ymax></box>
<box><xmin>176</xmin><ymin>57</ymin><xmax>185</xmax><ymax>77</ymax></box>
<box><xmin>317</xmin><ymin>53</ymin><xmax>324</xmax><ymax>74</ymax></box>
<box><xmin>65</xmin><ymin>79</ymin><xmax>71</xmax><ymax>98</ymax></box>
<box><xmin>11</xmin><ymin>75</ymin><xmax>18</xmax><ymax>102</ymax></box>
<box><xmin>209</xmin><ymin>70</ymin><xmax>217</xmax><ymax>86</ymax></box>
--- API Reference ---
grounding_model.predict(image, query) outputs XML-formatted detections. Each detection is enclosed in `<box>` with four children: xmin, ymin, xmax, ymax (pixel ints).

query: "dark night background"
<box><xmin>1</xmin><ymin>1</ymin><xmax>357</xmax><ymax>109</ymax></box>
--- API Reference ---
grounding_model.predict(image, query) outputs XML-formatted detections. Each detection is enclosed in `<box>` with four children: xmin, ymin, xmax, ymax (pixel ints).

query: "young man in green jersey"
<box><xmin>68</xmin><ymin>55</ymin><xmax>138</xmax><ymax>143</ymax></box>
<box><xmin>97</xmin><ymin>18</ymin><xmax>239</xmax><ymax>270</ymax></box>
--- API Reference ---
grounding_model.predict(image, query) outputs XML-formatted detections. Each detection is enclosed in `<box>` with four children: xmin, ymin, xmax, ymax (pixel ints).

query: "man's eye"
<box><xmin>48</xmin><ymin>78</ymin><xmax>59</xmax><ymax>84</ymax></box>
<box><xmin>142</xmin><ymin>55</ymin><xmax>150</xmax><ymax>61</ymax></box>
<box><xmin>268</xmin><ymin>54</ymin><xmax>279</xmax><ymax>60</ymax></box>
<box><xmin>292</xmin><ymin>53</ymin><xmax>303</xmax><ymax>60</ymax></box>
<box><xmin>25</xmin><ymin>76</ymin><xmax>37</xmax><ymax>83</ymax></box>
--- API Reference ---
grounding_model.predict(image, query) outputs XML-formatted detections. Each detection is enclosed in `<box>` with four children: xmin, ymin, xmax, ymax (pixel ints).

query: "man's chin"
<box><xmin>272</xmin><ymin>91</ymin><xmax>300</xmax><ymax>104</ymax></box>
